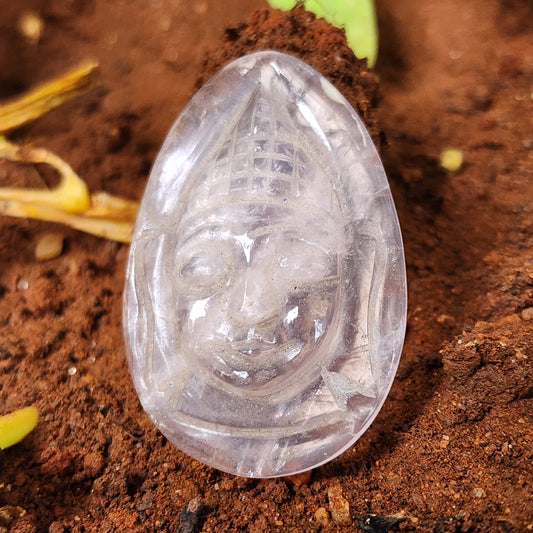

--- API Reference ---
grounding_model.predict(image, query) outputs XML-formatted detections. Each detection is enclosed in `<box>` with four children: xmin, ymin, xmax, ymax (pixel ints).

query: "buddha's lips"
<box><xmin>230</xmin><ymin>338</ymin><xmax>277</xmax><ymax>355</ymax></box>
<box><xmin>228</xmin><ymin>338</ymin><xmax>305</xmax><ymax>363</ymax></box>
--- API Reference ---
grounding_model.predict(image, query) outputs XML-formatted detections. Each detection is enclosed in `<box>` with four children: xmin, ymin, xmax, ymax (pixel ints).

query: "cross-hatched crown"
<box><xmin>183</xmin><ymin>93</ymin><xmax>338</xmax><ymax>217</ymax></box>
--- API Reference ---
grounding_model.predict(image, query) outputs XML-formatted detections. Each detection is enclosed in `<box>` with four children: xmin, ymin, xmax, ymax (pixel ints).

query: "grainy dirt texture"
<box><xmin>0</xmin><ymin>1</ymin><xmax>532</xmax><ymax>532</ymax></box>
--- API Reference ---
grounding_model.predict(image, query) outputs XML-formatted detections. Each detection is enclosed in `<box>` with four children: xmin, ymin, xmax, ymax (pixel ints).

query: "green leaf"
<box><xmin>267</xmin><ymin>0</ymin><xmax>378</xmax><ymax>67</ymax></box>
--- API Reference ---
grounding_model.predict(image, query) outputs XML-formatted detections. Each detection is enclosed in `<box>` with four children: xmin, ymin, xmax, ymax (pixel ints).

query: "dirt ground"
<box><xmin>0</xmin><ymin>0</ymin><xmax>532</xmax><ymax>531</ymax></box>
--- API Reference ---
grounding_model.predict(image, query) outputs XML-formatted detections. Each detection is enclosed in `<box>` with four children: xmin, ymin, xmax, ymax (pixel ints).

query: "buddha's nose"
<box><xmin>227</xmin><ymin>266</ymin><xmax>282</xmax><ymax>325</ymax></box>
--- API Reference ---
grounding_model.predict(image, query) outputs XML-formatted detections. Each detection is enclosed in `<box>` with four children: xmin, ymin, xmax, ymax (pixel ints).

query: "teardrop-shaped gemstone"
<box><xmin>123</xmin><ymin>51</ymin><xmax>406</xmax><ymax>478</ymax></box>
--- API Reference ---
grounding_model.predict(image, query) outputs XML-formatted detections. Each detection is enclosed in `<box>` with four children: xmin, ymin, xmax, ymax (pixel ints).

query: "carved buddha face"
<box><xmin>173</xmin><ymin>201</ymin><xmax>342</xmax><ymax>389</ymax></box>
<box><xmin>162</xmin><ymin>92</ymin><xmax>348</xmax><ymax>390</ymax></box>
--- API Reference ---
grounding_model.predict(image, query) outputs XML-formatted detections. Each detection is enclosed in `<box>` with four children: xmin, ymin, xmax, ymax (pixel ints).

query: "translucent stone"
<box><xmin>123</xmin><ymin>51</ymin><xmax>407</xmax><ymax>478</ymax></box>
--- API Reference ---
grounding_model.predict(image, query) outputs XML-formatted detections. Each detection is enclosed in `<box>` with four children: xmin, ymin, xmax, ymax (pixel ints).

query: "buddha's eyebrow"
<box><xmin>178</xmin><ymin>219</ymin><xmax>340</xmax><ymax>255</ymax></box>
<box><xmin>179</xmin><ymin>221</ymin><xmax>242</xmax><ymax>245</ymax></box>
<box><xmin>249</xmin><ymin>223</ymin><xmax>337</xmax><ymax>252</ymax></box>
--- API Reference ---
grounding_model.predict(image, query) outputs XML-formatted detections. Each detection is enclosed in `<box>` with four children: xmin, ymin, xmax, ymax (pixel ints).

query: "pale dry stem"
<box><xmin>0</xmin><ymin>61</ymin><xmax>139</xmax><ymax>243</ymax></box>
<box><xmin>0</xmin><ymin>60</ymin><xmax>99</xmax><ymax>133</ymax></box>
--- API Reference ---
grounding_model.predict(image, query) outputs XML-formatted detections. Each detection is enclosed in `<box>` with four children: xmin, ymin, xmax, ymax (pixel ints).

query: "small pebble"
<box><xmin>521</xmin><ymin>307</ymin><xmax>533</xmax><ymax>321</ymax></box>
<box><xmin>0</xmin><ymin>505</ymin><xmax>27</xmax><ymax>523</ymax></box>
<box><xmin>437</xmin><ymin>313</ymin><xmax>456</xmax><ymax>326</ymax></box>
<box><xmin>67</xmin><ymin>367</ymin><xmax>77</xmax><ymax>376</ymax></box>
<box><xmin>515</xmin><ymin>349</ymin><xmax>527</xmax><ymax>360</ymax></box>
<box><xmin>439</xmin><ymin>435</ymin><xmax>450</xmax><ymax>448</ymax></box>
<box><xmin>35</xmin><ymin>233</ymin><xmax>64</xmax><ymax>261</ymax></box>
<box><xmin>17</xmin><ymin>279</ymin><xmax>29</xmax><ymax>291</ymax></box>
<box><xmin>48</xmin><ymin>522</ymin><xmax>66</xmax><ymax>533</ymax></box>
<box><xmin>354</xmin><ymin>512</ymin><xmax>407</xmax><ymax>533</ymax></box>
<box><xmin>136</xmin><ymin>494</ymin><xmax>153</xmax><ymax>512</ymax></box>
<box><xmin>283</xmin><ymin>470</ymin><xmax>312</xmax><ymax>488</ymax></box>
<box><xmin>315</xmin><ymin>507</ymin><xmax>330</xmax><ymax>527</ymax></box>
<box><xmin>473</xmin><ymin>487</ymin><xmax>486</xmax><ymax>498</ymax></box>
<box><xmin>440</xmin><ymin>148</ymin><xmax>464</xmax><ymax>172</ymax></box>
<box><xmin>327</xmin><ymin>485</ymin><xmax>351</xmax><ymax>526</ymax></box>
<box><xmin>177</xmin><ymin>497</ymin><xmax>204</xmax><ymax>533</ymax></box>
<box><xmin>18</xmin><ymin>11</ymin><xmax>44</xmax><ymax>44</ymax></box>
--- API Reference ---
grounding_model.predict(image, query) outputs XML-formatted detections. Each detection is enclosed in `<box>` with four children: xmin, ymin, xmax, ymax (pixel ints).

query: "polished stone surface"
<box><xmin>123</xmin><ymin>51</ymin><xmax>406</xmax><ymax>478</ymax></box>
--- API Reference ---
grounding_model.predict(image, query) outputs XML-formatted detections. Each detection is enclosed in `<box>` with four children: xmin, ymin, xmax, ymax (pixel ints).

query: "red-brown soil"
<box><xmin>0</xmin><ymin>1</ymin><xmax>532</xmax><ymax>532</ymax></box>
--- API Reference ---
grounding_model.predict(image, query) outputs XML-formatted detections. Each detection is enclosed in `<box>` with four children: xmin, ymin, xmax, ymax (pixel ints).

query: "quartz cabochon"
<box><xmin>123</xmin><ymin>51</ymin><xmax>407</xmax><ymax>478</ymax></box>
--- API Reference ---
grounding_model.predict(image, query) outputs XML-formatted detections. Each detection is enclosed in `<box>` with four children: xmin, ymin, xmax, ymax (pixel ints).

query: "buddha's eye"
<box><xmin>181</xmin><ymin>253</ymin><xmax>226</xmax><ymax>278</ymax></box>
<box><xmin>177</xmin><ymin>242</ymin><xmax>235</xmax><ymax>295</ymax></box>
<box><xmin>275</xmin><ymin>240</ymin><xmax>336</xmax><ymax>282</ymax></box>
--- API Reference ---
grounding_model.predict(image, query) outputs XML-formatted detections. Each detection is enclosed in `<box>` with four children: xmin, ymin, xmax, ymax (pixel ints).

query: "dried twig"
<box><xmin>0</xmin><ymin>62</ymin><xmax>139</xmax><ymax>242</ymax></box>
<box><xmin>0</xmin><ymin>138</ymin><xmax>138</xmax><ymax>242</ymax></box>
<box><xmin>0</xmin><ymin>60</ymin><xmax>99</xmax><ymax>134</ymax></box>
